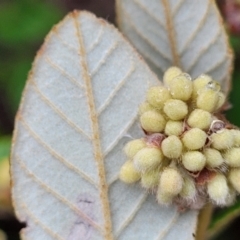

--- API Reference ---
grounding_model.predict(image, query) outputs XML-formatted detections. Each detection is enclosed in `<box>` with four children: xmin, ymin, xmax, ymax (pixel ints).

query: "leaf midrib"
<box><xmin>162</xmin><ymin>0</ymin><xmax>181</xmax><ymax>67</ymax></box>
<box><xmin>72</xmin><ymin>11</ymin><xmax>113</xmax><ymax>240</ymax></box>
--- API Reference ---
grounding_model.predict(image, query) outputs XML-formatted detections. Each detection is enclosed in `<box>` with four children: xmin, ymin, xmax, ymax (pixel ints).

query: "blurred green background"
<box><xmin>0</xmin><ymin>0</ymin><xmax>240</xmax><ymax>239</ymax></box>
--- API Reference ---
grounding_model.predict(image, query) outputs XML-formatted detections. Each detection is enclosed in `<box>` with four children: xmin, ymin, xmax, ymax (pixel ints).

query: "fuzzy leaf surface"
<box><xmin>116</xmin><ymin>0</ymin><xmax>233</xmax><ymax>94</ymax></box>
<box><xmin>11</xmin><ymin>11</ymin><xmax>198</xmax><ymax>240</ymax></box>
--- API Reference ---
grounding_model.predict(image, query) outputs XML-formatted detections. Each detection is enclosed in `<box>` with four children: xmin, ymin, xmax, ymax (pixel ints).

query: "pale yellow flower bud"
<box><xmin>146</xmin><ymin>86</ymin><xmax>171</xmax><ymax>109</ymax></box>
<box><xmin>182</xmin><ymin>151</ymin><xmax>206</xmax><ymax>172</ymax></box>
<box><xmin>203</xmin><ymin>148</ymin><xmax>224</xmax><ymax>168</ymax></box>
<box><xmin>223</xmin><ymin>148</ymin><xmax>240</xmax><ymax>167</ymax></box>
<box><xmin>216</xmin><ymin>92</ymin><xmax>226</xmax><ymax>110</ymax></box>
<box><xmin>139</xmin><ymin>102</ymin><xmax>155</xmax><ymax>115</ymax></box>
<box><xmin>163</xmin><ymin>99</ymin><xmax>188</xmax><ymax>120</ymax></box>
<box><xmin>161</xmin><ymin>135</ymin><xmax>183</xmax><ymax>158</ymax></box>
<box><xmin>192</xmin><ymin>74</ymin><xmax>212</xmax><ymax>98</ymax></box>
<box><xmin>182</xmin><ymin>128</ymin><xmax>207</xmax><ymax>150</ymax></box>
<box><xmin>207</xmin><ymin>80</ymin><xmax>221</xmax><ymax>91</ymax></box>
<box><xmin>156</xmin><ymin>190</ymin><xmax>173</xmax><ymax>205</ymax></box>
<box><xmin>168</xmin><ymin>73</ymin><xmax>193</xmax><ymax>101</ymax></box>
<box><xmin>141</xmin><ymin>169</ymin><xmax>160</xmax><ymax>189</ymax></box>
<box><xmin>120</xmin><ymin>69</ymin><xmax>240</xmax><ymax>209</ymax></box>
<box><xmin>211</xmin><ymin>129</ymin><xmax>234</xmax><ymax>150</ymax></box>
<box><xmin>230</xmin><ymin>129</ymin><xmax>240</xmax><ymax>147</ymax></box>
<box><xmin>133</xmin><ymin>147</ymin><xmax>163</xmax><ymax>172</ymax></box>
<box><xmin>159</xmin><ymin>168</ymin><xmax>183</xmax><ymax>196</ymax></box>
<box><xmin>187</xmin><ymin>109</ymin><xmax>212</xmax><ymax>130</ymax></box>
<box><xmin>164</xmin><ymin>120</ymin><xmax>183</xmax><ymax>136</ymax></box>
<box><xmin>207</xmin><ymin>174</ymin><xmax>229</xmax><ymax>205</ymax></box>
<box><xmin>180</xmin><ymin>176</ymin><xmax>196</xmax><ymax>199</ymax></box>
<box><xmin>196</xmin><ymin>88</ymin><xmax>219</xmax><ymax>112</ymax></box>
<box><xmin>124</xmin><ymin>139</ymin><xmax>146</xmax><ymax>159</ymax></box>
<box><xmin>119</xmin><ymin>160</ymin><xmax>141</xmax><ymax>184</ymax></box>
<box><xmin>163</xmin><ymin>66</ymin><xmax>182</xmax><ymax>86</ymax></box>
<box><xmin>228</xmin><ymin>168</ymin><xmax>240</xmax><ymax>193</ymax></box>
<box><xmin>140</xmin><ymin>110</ymin><xmax>166</xmax><ymax>133</ymax></box>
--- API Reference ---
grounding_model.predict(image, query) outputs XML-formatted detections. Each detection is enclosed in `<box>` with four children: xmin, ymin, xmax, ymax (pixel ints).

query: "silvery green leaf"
<box><xmin>116</xmin><ymin>0</ymin><xmax>233</xmax><ymax>94</ymax></box>
<box><xmin>11</xmin><ymin>11</ymin><xmax>198</xmax><ymax>240</ymax></box>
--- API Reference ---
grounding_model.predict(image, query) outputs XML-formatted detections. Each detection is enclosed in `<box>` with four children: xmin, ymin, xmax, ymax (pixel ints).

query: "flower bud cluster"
<box><xmin>119</xmin><ymin>67</ymin><xmax>240</xmax><ymax>211</ymax></box>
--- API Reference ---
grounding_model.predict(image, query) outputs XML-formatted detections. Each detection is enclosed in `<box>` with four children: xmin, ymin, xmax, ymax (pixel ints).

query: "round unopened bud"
<box><xmin>230</xmin><ymin>129</ymin><xmax>240</xmax><ymax>147</ymax></box>
<box><xmin>168</xmin><ymin>73</ymin><xmax>193</xmax><ymax>101</ymax></box>
<box><xmin>203</xmin><ymin>148</ymin><xmax>224</xmax><ymax>168</ymax></box>
<box><xmin>156</xmin><ymin>190</ymin><xmax>173</xmax><ymax>205</ymax></box>
<box><xmin>207</xmin><ymin>80</ymin><xmax>221</xmax><ymax>91</ymax></box>
<box><xmin>223</xmin><ymin>148</ymin><xmax>240</xmax><ymax>167</ymax></box>
<box><xmin>139</xmin><ymin>102</ymin><xmax>155</xmax><ymax>115</ymax></box>
<box><xmin>163</xmin><ymin>99</ymin><xmax>188</xmax><ymax>120</ymax></box>
<box><xmin>216</xmin><ymin>92</ymin><xmax>226</xmax><ymax>110</ymax></box>
<box><xmin>207</xmin><ymin>174</ymin><xmax>229</xmax><ymax>205</ymax></box>
<box><xmin>187</xmin><ymin>109</ymin><xmax>212</xmax><ymax>130</ymax></box>
<box><xmin>161</xmin><ymin>135</ymin><xmax>183</xmax><ymax>158</ymax></box>
<box><xmin>159</xmin><ymin>168</ymin><xmax>183</xmax><ymax>196</ymax></box>
<box><xmin>180</xmin><ymin>176</ymin><xmax>196</xmax><ymax>199</ymax></box>
<box><xmin>141</xmin><ymin>169</ymin><xmax>160</xmax><ymax>189</ymax></box>
<box><xmin>133</xmin><ymin>147</ymin><xmax>163</xmax><ymax>172</ymax></box>
<box><xmin>164</xmin><ymin>120</ymin><xmax>183</xmax><ymax>136</ymax></box>
<box><xmin>119</xmin><ymin>160</ymin><xmax>141</xmax><ymax>183</ymax></box>
<box><xmin>163</xmin><ymin>66</ymin><xmax>182</xmax><ymax>86</ymax></box>
<box><xmin>124</xmin><ymin>139</ymin><xmax>146</xmax><ymax>159</ymax></box>
<box><xmin>140</xmin><ymin>110</ymin><xmax>166</xmax><ymax>133</ymax></box>
<box><xmin>196</xmin><ymin>88</ymin><xmax>219</xmax><ymax>112</ymax></box>
<box><xmin>228</xmin><ymin>168</ymin><xmax>240</xmax><ymax>193</ymax></box>
<box><xmin>192</xmin><ymin>74</ymin><xmax>212</xmax><ymax>98</ymax></box>
<box><xmin>146</xmin><ymin>86</ymin><xmax>171</xmax><ymax>109</ymax></box>
<box><xmin>182</xmin><ymin>151</ymin><xmax>206</xmax><ymax>172</ymax></box>
<box><xmin>182</xmin><ymin>128</ymin><xmax>207</xmax><ymax>150</ymax></box>
<box><xmin>211</xmin><ymin>129</ymin><xmax>234</xmax><ymax>150</ymax></box>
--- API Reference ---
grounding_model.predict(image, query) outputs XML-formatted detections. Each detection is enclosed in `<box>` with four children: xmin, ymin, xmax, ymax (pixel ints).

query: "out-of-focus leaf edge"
<box><xmin>213</xmin><ymin>1</ymin><xmax>234</xmax><ymax>96</ymax></box>
<box><xmin>0</xmin><ymin>136</ymin><xmax>11</xmax><ymax>161</ymax></box>
<box><xmin>207</xmin><ymin>199</ymin><xmax>240</xmax><ymax>239</ymax></box>
<box><xmin>0</xmin><ymin>229</ymin><xmax>6</xmax><ymax>240</ymax></box>
<box><xmin>196</xmin><ymin>203</ymin><xmax>214</xmax><ymax>240</ymax></box>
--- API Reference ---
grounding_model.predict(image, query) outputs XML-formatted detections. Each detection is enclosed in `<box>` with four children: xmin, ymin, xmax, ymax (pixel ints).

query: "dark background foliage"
<box><xmin>0</xmin><ymin>0</ymin><xmax>240</xmax><ymax>239</ymax></box>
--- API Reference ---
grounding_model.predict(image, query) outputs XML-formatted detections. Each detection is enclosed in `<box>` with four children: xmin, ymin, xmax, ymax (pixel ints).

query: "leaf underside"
<box><xmin>11</xmin><ymin>11</ymin><xmax>198</xmax><ymax>240</ymax></box>
<box><xmin>116</xmin><ymin>0</ymin><xmax>233</xmax><ymax>94</ymax></box>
